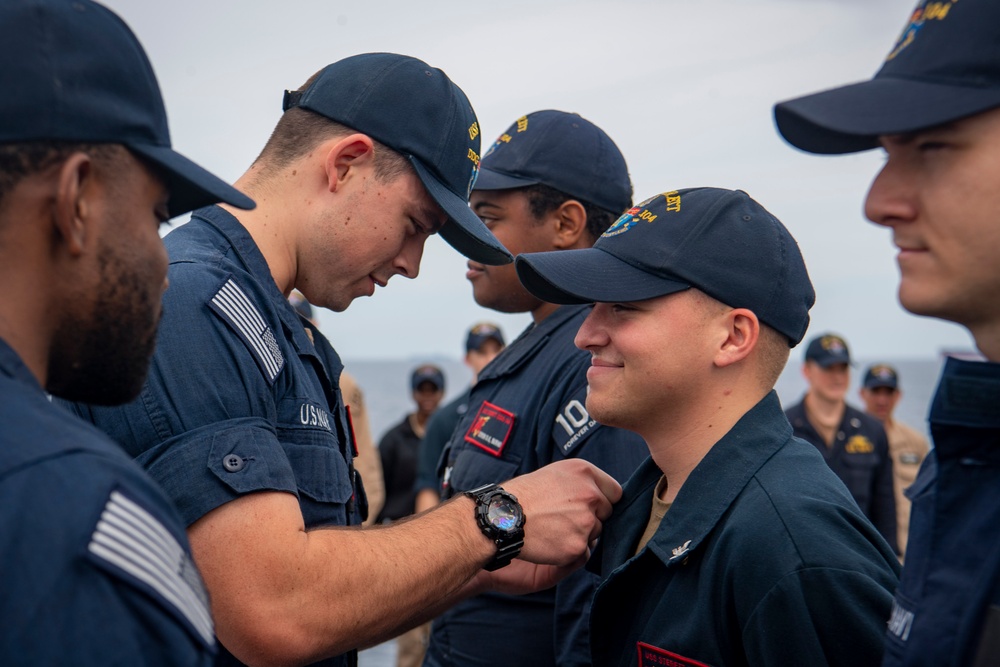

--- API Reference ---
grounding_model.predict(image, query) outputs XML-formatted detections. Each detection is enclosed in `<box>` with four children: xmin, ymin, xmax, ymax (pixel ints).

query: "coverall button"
<box><xmin>223</xmin><ymin>454</ymin><xmax>245</xmax><ymax>472</ymax></box>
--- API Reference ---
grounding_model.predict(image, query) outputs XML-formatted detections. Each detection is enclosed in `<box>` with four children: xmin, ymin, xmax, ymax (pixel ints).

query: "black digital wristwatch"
<box><xmin>464</xmin><ymin>483</ymin><xmax>526</xmax><ymax>571</ymax></box>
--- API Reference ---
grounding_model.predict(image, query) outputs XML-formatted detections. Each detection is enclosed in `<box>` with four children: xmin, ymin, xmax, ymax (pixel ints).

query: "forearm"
<box><xmin>306</xmin><ymin>498</ymin><xmax>493</xmax><ymax>650</ymax></box>
<box><xmin>188</xmin><ymin>459</ymin><xmax>618</xmax><ymax>666</ymax></box>
<box><xmin>189</xmin><ymin>492</ymin><xmax>494</xmax><ymax>666</ymax></box>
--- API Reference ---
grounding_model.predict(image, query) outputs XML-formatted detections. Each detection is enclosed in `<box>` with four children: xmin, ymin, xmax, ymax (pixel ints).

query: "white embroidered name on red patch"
<box><xmin>464</xmin><ymin>401</ymin><xmax>515</xmax><ymax>457</ymax></box>
<box><xmin>637</xmin><ymin>642</ymin><xmax>714</xmax><ymax>667</ymax></box>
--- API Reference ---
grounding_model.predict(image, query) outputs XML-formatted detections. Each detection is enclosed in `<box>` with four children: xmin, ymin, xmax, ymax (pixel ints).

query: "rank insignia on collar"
<box><xmin>671</xmin><ymin>539</ymin><xmax>692</xmax><ymax>560</ymax></box>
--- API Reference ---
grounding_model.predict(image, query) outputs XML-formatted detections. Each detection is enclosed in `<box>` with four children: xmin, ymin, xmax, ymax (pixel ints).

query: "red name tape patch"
<box><xmin>464</xmin><ymin>401</ymin><xmax>515</xmax><ymax>457</ymax></box>
<box><xmin>637</xmin><ymin>642</ymin><xmax>713</xmax><ymax>667</ymax></box>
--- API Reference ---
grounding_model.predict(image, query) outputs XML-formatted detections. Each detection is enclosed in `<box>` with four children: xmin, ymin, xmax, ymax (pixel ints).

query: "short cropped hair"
<box><xmin>0</xmin><ymin>141</ymin><xmax>122</xmax><ymax>207</ymax></box>
<box><xmin>521</xmin><ymin>183</ymin><xmax>625</xmax><ymax>241</ymax></box>
<box><xmin>756</xmin><ymin>324</ymin><xmax>792</xmax><ymax>389</ymax></box>
<box><xmin>688</xmin><ymin>288</ymin><xmax>790</xmax><ymax>390</ymax></box>
<box><xmin>252</xmin><ymin>71</ymin><xmax>409</xmax><ymax>183</ymax></box>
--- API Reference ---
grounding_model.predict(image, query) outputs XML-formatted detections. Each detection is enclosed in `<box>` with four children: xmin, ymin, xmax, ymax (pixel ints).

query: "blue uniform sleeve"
<box><xmin>71</xmin><ymin>263</ymin><xmax>301</xmax><ymax>526</ymax></box>
<box><xmin>0</xmin><ymin>452</ymin><xmax>215</xmax><ymax>666</ymax></box>
<box><xmin>743</xmin><ymin>568</ymin><xmax>894</xmax><ymax>666</ymax></box>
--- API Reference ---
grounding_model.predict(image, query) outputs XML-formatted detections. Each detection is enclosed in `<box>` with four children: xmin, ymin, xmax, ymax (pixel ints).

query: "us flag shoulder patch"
<box><xmin>88</xmin><ymin>489</ymin><xmax>214</xmax><ymax>647</ymax></box>
<box><xmin>210</xmin><ymin>278</ymin><xmax>285</xmax><ymax>384</ymax></box>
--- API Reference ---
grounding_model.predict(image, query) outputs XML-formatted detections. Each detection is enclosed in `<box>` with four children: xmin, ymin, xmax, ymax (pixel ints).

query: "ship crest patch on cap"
<box><xmin>601</xmin><ymin>191</ymin><xmax>680</xmax><ymax>238</ymax></box>
<box><xmin>871</xmin><ymin>365</ymin><xmax>895</xmax><ymax>381</ymax></box>
<box><xmin>886</xmin><ymin>0</ymin><xmax>958</xmax><ymax>61</ymax></box>
<box><xmin>821</xmin><ymin>335</ymin><xmax>847</xmax><ymax>353</ymax></box>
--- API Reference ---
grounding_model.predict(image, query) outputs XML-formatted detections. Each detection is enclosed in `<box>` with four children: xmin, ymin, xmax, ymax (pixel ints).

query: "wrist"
<box><xmin>464</xmin><ymin>483</ymin><xmax>526</xmax><ymax>571</ymax></box>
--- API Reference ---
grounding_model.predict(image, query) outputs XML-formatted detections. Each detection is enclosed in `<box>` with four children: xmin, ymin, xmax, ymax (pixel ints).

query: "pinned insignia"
<box><xmin>671</xmin><ymin>539</ymin><xmax>692</xmax><ymax>560</ymax></box>
<box><xmin>845</xmin><ymin>435</ymin><xmax>875</xmax><ymax>454</ymax></box>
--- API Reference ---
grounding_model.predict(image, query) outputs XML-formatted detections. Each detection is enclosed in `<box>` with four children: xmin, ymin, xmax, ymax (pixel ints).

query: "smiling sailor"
<box><xmin>515</xmin><ymin>188</ymin><xmax>900</xmax><ymax>667</ymax></box>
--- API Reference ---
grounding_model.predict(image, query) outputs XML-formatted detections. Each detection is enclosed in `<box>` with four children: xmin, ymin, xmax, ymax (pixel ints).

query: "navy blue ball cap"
<box><xmin>475</xmin><ymin>110</ymin><xmax>632</xmax><ymax>215</ymax></box>
<box><xmin>465</xmin><ymin>321</ymin><xmax>505</xmax><ymax>353</ymax></box>
<box><xmin>411</xmin><ymin>364</ymin><xmax>445</xmax><ymax>392</ymax></box>
<box><xmin>283</xmin><ymin>53</ymin><xmax>512</xmax><ymax>266</ymax></box>
<box><xmin>804</xmin><ymin>334</ymin><xmax>853</xmax><ymax>368</ymax></box>
<box><xmin>516</xmin><ymin>187</ymin><xmax>816</xmax><ymax>345</ymax></box>
<box><xmin>775</xmin><ymin>0</ymin><xmax>1000</xmax><ymax>154</ymax></box>
<box><xmin>0</xmin><ymin>0</ymin><xmax>254</xmax><ymax>217</ymax></box>
<box><xmin>863</xmin><ymin>364</ymin><xmax>899</xmax><ymax>389</ymax></box>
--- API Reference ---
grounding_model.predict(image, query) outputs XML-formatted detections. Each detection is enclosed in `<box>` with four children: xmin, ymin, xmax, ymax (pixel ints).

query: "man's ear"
<box><xmin>550</xmin><ymin>199</ymin><xmax>589</xmax><ymax>249</ymax></box>
<box><xmin>714</xmin><ymin>308</ymin><xmax>759</xmax><ymax>369</ymax></box>
<box><xmin>323</xmin><ymin>134</ymin><xmax>377</xmax><ymax>193</ymax></box>
<box><xmin>53</xmin><ymin>152</ymin><xmax>97</xmax><ymax>257</ymax></box>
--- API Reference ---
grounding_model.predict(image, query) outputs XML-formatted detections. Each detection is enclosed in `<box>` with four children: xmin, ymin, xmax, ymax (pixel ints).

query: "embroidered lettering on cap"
<box><xmin>88</xmin><ymin>490</ymin><xmax>214</xmax><ymax>645</ymax></box>
<box><xmin>664</xmin><ymin>190</ymin><xmax>681</xmax><ymax>212</ymax></box>
<box><xmin>210</xmin><ymin>278</ymin><xmax>285</xmax><ymax>384</ymax></box>
<box><xmin>464</xmin><ymin>401</ymin><xmax>516</xmax><ymax>457</ymax></box>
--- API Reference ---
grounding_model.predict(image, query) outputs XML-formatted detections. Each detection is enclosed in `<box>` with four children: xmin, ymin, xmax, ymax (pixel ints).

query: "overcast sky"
<box><xmin>105</xmin><ymin>0</ymin><xmax>974</xmax><ymax>362</ymax></box>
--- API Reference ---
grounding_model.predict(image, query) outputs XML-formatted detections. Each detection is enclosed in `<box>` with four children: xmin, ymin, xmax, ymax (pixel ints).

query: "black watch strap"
<box><xmin>465</xmin><ymin>483</ymin><xmax>525</xmax><ymax>571</ymax></box>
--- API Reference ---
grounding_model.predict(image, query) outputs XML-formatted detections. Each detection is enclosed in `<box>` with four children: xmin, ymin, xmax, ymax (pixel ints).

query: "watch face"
<box><xmin>486</xmin><ymin>495</ymin><xmax>523</xmax><ymax>533</ymax></box>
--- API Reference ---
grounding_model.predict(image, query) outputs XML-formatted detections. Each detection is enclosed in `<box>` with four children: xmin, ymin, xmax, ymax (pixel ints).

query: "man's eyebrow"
<box><xmin>421</xmin><ymin>205</ymin><xmax>447</xmax><ymax>232</ymax></box>
<box><xmin>472</xmin><ymin>200</ymin><xmax>502</xmax><ymax>214</ymax></box>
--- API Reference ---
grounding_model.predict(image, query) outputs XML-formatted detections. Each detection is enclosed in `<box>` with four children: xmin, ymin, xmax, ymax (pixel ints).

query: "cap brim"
<box><xmin>811</xmin><ymin>356</ymin><xmax>853</xmax><ymax>368</ymax></box>
<box><xmin>864</xmin><ymin>381</ymin><xmax>896</xmax><ymax>389</ymax></box>
<box><xmin>516</xmin><ymin>247</ymin><xmax>690</xmax><ymax>305</ymax></box>
<box><xmin>774</xmin><ymin>77</ymin><xmax>1000</xmax><ymax>155</ymax></box>
<box><xmin>128</xmin><ymin>143</ymin><xmax>255</xmax><ymax>218</ymax></box>
<box><xmin>472</xmin><ymin>166</ymin><xmax>538</xmax><ymax>191</ymax></box>
<box><xmin>409</xmin><ymin>157</ymin><xmax>513</xmax><ymax>266</ymax></box>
